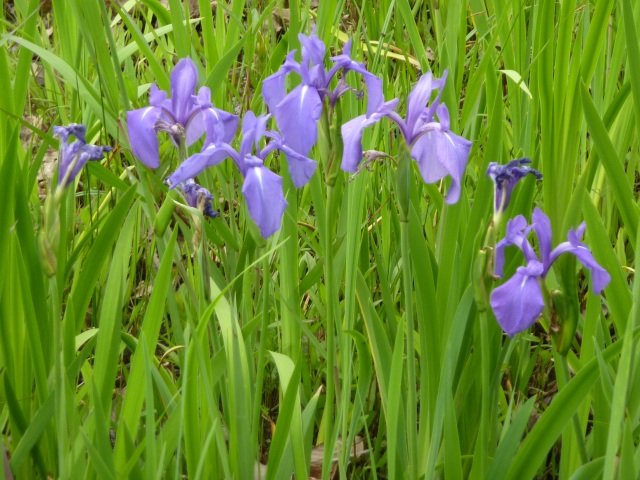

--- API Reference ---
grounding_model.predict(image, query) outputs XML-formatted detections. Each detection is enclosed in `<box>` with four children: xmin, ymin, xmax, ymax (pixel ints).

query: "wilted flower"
<box><xmin>166</xmin><ymin>111</ymin><xmax>306</xmax><ymax>237</ymax></box>
<box><xmin>178</xmin><ymin>179</ymin><xmax>218</xmax><ymax>218</ymax></box>
<box><xmin>54</xmin><ymin>124</ymin><xmax>112</xmax><ymax>188</ymax></box>
<box><xmin>487</xmin><ymin>158</ymin><xmax>542</xmax><ymax>214</ymax></box>
<box><xmin>127</xmin><ymin>57</ymin><xmax>238</xmax><ymax>168</ymax></box>
<box><xmin>262</xmin><ymin>30</ymin><xmax>382</xmax><ymax>156</ymax></box>
<box><xmin>340</xmin><ymin>70</ymin><xmax>472</xmax><ymax>204</ymax></box>
<box><xmin>490</xmin><ymin>208</ymin><xmax>611</xmax><ymax>336</ymax></box>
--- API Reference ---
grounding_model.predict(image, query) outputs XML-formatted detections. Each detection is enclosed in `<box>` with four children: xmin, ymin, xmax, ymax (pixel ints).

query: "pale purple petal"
<box><xmin>340</xmin><ymin>99</ymin><xmax>399</xmax><ymax>172</ymax></box>
<box><xmin>275</xmin><ymin>84</ymin><xmax>323</xmax><ymax>156</ymax></box>
<box><xmin>262</xmin><ymin>51</ymin><xmax>300</xmax><ymax>114</ymax></box>
<box><xmin>532</xmin><ymin>208</ymin><xmax>553</xmax><ymax>270</ymax></box>
<box><xmin>242</xmin><ymin>158</ymin><xmax>288</xmax><ymax>238</ymax></box>
<box><xmin>201</xmin><ymin>108</ymin><xmax>239</xmax><ymax>147</ymax></box>
<box><xmin>405</xmin><ymin>72</ymin><xmax>436</xmax><ymax>141</ymax></box>
<box><xmin>277</xmin><ymin>143</ymin><xmax>317</xmax><ymax>188</ymax></box>
<box><xmin>549</xmin><ymin>224</ymin><xmax>611</xmax><ymax>293</ymax></box>
<box><xmin>490</xmin><ymin>261</ymin><xmax>546</xmax><ymax>337</ymax></box>
<box><xmin>167</xmin><ymin>143</ymin><xmax>236</xmax><ymax>187</ymax></box>
<box><xmin>299</xmin><ymin>31</ymin><xmax>326</xmax><ymax>67</ymax></box>
<box><xmin>411</xmin><ymin>127</ymin><xmax>472</xmax><ymax>204</ymax></box>
<box><xmin>494</xmin><ymin>215</ymin><xmax>536</xmax><ymax>277</ymax></box>
<box><xmin>149</xmin><ymin>84</ymin><xmax>168</xmax><ymax>107</ymax></box>
<box><xmin>126</xmin><ymin>106</ymin><xmax>163</xmax><ymax>168</ymax></box>
<box><xmin>170</xmin><ymin>57</ymin><xmax>199</xmax><ymax>125</ymax></box>
<box><xmin>330</xmin><ymin>45</ymin><xmax>383</xmax><ymax>115</ymax></box>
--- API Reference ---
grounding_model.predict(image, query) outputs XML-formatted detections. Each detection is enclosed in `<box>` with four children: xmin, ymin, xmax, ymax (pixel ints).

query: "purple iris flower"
<box><xmin>178</xmin><ymin>179</ymin><xmax>218</xmax><ymax>218</ymax></box>
<box><xmin>166</xmin><ymin>111</ymin><xmax>300</xmax><ymax>238</ymax></box>
<box><xmin>487</xmin><ymin>158</ymin><xmax>542</xmax><ymax>213</ymax></box>
<box><xmin>126</xmin><ymin>57</ymin><xmax>238</xmax><ymax>168</ymax></box>
<box><xmin>53</xmin><ymin>124</ymin><xmax>112</xmax><ymax>187</ymax></box>
<box><xmin>262</xmin><ymin>30</ymin><xmax>382</xmax><ymax>157</ymax></box>
<box><xmin>340</xmin><ymin>70</ymin><xmax>472</xmax><ymax>204</ymax></box>
<box><xmin>490</xmin><ymin>208</ymin><xmax>611</xmax><ymax>336</ymax></box>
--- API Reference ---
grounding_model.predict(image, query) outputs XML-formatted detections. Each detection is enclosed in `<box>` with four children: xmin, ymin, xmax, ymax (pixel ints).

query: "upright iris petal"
<box><xmin>170</xmin><ymin>58</ymin><xmax>199</xmax><ymax>126</ymax></box>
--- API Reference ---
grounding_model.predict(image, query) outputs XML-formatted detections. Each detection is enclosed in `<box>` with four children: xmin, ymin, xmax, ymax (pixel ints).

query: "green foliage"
<box><xmin>1</xmin><ymin>1</ymin><xmax>639</xmax><ymax>478</ymax></box>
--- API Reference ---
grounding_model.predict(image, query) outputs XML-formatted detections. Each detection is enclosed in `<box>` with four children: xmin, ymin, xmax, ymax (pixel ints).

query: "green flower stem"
<box><xmin>321</xmin><ymin>182</ymin><xmax>337</xmax><ymax>477</ymax></box>
<box><xmin>477</xmin><ymin>308</ymin><xmax>492</xmax><ymax>478</ymax></box>
<box><xmin>556</xmin><ymin>349</ymin><xmax>589</xmax><ymax>465</ymax></box>
<box><xmin>251</xmin><ymin>253</ymin><xmax>271</xmax><ymax>462</ymax></box>
<box><xmin>51</xmin><ymin>277</ymin><xmax>67</xmax><ymax>478</ymax></box>
<box><xmin>396</xmin><ymin>145</ymin><xmax>417</xmax><ymax>477</ymax></box>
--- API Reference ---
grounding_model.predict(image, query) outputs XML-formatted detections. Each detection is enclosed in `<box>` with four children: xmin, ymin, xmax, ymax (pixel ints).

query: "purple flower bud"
<box><xmin>54</xmin><ymin>124</ymin><xmax>112</xmax><ymax>187</ymax></box>
<box><xmin>486</xmin><ymin>158</ymin><xmax>542</xmax><ymax>213</ymax></box>
<box><xmin>179</xmin><ymin>179</ymin><xmax>218</xmax><ymax>218</ymax></box>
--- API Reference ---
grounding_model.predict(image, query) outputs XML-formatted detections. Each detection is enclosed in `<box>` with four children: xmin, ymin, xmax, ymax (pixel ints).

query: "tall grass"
<box><xmin>0</xmin><ymin>0</ymin><xmax>638</xmax><ymax>478</ymax></box>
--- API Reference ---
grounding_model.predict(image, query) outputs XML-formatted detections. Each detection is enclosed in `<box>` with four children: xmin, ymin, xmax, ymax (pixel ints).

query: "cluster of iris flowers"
<box><xmin>485</xmin><ymin>160</ymin><xmax>611</xmax><ymax>337</ymax></box>
<box><xmin>51</xmin><ymin>30</ymin><xmax>610</xmax><ymax>339</ymax></box>
<box><xmin>122</xmin><ymin>31</ymin><xmax>473</xmax><ymax>236</ymax></box>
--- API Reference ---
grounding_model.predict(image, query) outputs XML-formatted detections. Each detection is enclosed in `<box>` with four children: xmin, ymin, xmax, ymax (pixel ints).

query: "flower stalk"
<box><xmin>397</xmin><ymin>145</ymin><xmax>417</xmax><ymax>477</ymax></box>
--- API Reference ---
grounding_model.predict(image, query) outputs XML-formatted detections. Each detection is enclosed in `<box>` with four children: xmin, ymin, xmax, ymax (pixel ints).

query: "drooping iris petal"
<box><xmin>170</xmin><ymin>57</ymin><xmax>199</xmax><ymax>125</ymax></box>
<box><xmin>167</xmin><ymin>143</ymin><xmax>237</xmax><ymax>187</ymax></box>
<box><xmin>549</xmin><ymin>223</ymin><xmax>612</xmax><ymax>294</ymax></box>
<box><xmin>411</xmin><ymin>124</ymin><xmax>472</xmax><ymax>204</ymax></box>
<box><xmin>490</xmin><ymin>261</ymin><xmax>546</xmax><ymax>337</ymax></box>
<box><xmin>277</xmin><ymin>143</ymin><xmax>317</xmax><ymax>188</ymax></box>
<box><xmin>330</xmin><ymin>40</ymin><xmax>383</xmax><ymax>115</ymax></box>
<box><xmin>242</xmin><ymin>158</ymin><xmax>288</xmax><ymax>238</ymax></box>
<box><xmin>340</xmin><ymin>99</ymin><xmax>400</xmax><ymax>172</ymax></box>
<box><xmin>126</xmin><ymin>106</ymin><xmax>163</xmax><ymax>168</ymax></box>
<box><xmin>275</xmin><ymin>84</ymin><xmax>323</xmax><ymax>156</ymax></box>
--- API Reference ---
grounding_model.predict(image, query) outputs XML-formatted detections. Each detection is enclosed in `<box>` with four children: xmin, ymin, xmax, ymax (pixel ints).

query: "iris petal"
<box><xmin>126</xmin><ymin>106</ymin><xmax>162</xmax><ymax>168</ymax></box>
<box><xmin>170</xmin><ymin>57</ymin><xmax>199</xmax><ymax>125</ymax></box>
<box><xmin>274</xmin><ymin>84</ymin><xmax>323</xmax><ymax>156</ymax></box>
<box><xmin>490</xmin><ymin>262</ymin><xmax>546</xmax><ymax>337</ymax></box>
<box><xmin>411</xmin><ymin>127</ymin><xmax>472</xmax><ymax>204</ymax></box>
<box><xmin>242</xmin><ymin>160</ymin><xmax>288</xmax><ymax>238</ymax></box>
